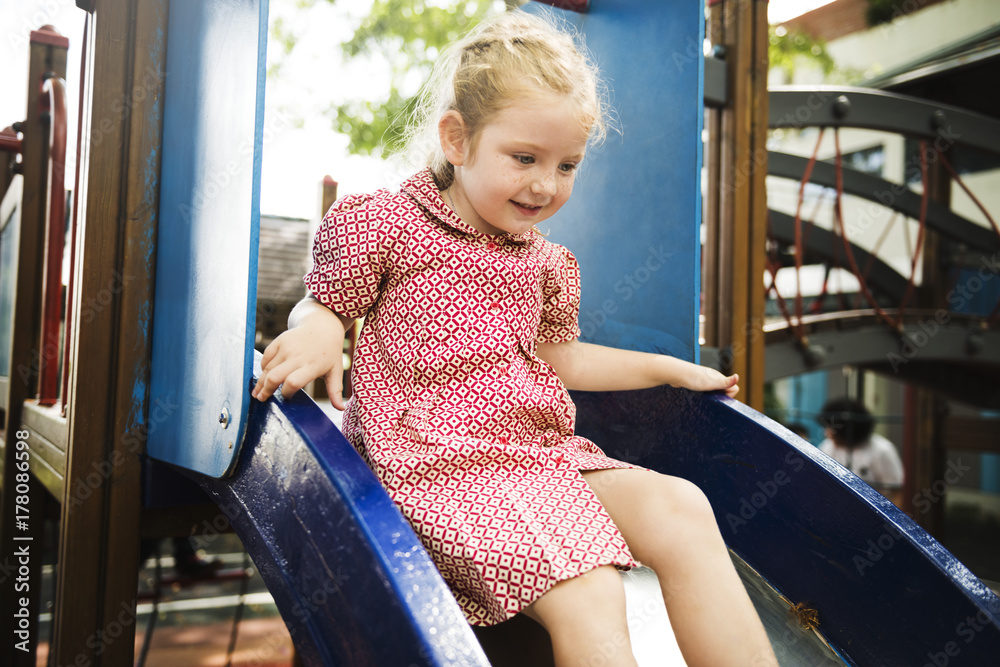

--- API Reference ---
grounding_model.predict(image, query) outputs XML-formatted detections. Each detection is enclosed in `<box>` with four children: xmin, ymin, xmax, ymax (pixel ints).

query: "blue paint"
<box><xmin>183</xmin><ymin>357</ymin><xmax>999</xmax><ymax>664</ymax></box>
<box><xmin>0</xmin><ymin>179</ymin><xmax>22</xmax><ymax>379</ymax></box>
<box><xmin>780</xmin><ymin>370</ymin><xmax>828</xmax><ymax>444</ymax></box>
<box><xmin>148</xmin><ymin>0</ymin><xmax>269</xmax><ymax>477</ymax></box>
<box><xmin>187</xmin><ymin>353</ymin><xmax>490</xmax><ymax>666</ymax></box>
<box><xmin>949</xmin><ymin>266</ymin><xmax>1000</xmax><ymax>317</ymax></box>
<box><xmin>982</xmin><ymin>453</ymin><xmax>1000</xmax><ymax>494</ymax></box>
<box><xmin>524</xmin><ymin>0</ymin><xmax>704</xmax><ymax>362</ymax></box>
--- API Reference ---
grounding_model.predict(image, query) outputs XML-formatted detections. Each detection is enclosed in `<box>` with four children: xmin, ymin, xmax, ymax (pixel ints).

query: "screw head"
<box><xmin>219</xmin><ymin>407</ymin><xmax>230</xmax><ymax>428</ymax></box>
<box><xmin>832</xmin><ymin>95</ymin><xmax>851</xmax><ymax>119</ymax></box>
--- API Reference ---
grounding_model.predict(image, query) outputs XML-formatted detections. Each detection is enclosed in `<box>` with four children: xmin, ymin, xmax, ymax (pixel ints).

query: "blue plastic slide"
<box><xmin>185</xmin><ymin>356</ymin><xmax>999</xmax><ymax>666</ymax></box>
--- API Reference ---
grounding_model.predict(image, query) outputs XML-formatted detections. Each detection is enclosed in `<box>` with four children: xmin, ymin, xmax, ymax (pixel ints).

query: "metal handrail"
<box><xmin>38</xmin><ymin>73</ymin><xmax>67</xmax><ymax>406</ymax></box>
<box><xmin>769</xmin><ymin>86</ymin><xmax>1000</xmax><ymax>157</ymax></box>
<box><xmin>0</xmin><ymin>129</ymin><xmax>22</xmax><ymax>154</ymax></box>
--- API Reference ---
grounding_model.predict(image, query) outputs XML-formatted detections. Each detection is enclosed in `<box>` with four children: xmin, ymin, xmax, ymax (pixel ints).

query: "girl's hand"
<box><xmin>686</xmin><ymin>368</ymin><xmax>739</xmax><ymax>398</ymax></box>
<box><xmin>251</xmin><ymin>298</ymin><xmax>352</xmax><ymax>408</ymax></box>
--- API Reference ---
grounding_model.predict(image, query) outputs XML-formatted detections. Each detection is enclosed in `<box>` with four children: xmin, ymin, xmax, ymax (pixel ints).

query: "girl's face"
<box><xmin>442</xmin><ymin>92</ymin><xmax>591</xmax><ymax>237</ymax></box>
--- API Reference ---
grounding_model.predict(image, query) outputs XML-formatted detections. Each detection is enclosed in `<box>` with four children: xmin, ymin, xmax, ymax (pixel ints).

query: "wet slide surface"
<box><xmin>189</xmin><ymin>358</ymin><xmax>999</xmax><ymax>665</ymax></box>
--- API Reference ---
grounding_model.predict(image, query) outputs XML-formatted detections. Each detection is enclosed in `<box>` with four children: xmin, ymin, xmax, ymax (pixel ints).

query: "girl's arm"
<box><xmin>536</xmin><ymin>340</ymin><xmax>739</xmax><ymax>397</ymax></box>
<box><xmin>252</xmin><ymin>295</ymin><xmax>356</xmax><ymax>408</ymax></box>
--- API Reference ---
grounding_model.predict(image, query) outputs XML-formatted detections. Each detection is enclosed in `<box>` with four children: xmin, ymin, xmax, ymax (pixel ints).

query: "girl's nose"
<box><xmin>531</xmin><ymin>171</ymin><xmax>557</xmax><ymax>197</ymax></box>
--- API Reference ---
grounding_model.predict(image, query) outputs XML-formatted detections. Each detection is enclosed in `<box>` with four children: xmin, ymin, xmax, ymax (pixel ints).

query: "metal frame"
<box><xmin>764</xmin><ymin>308</ymin><xmax>1000</xmax><ymax>385</ymax></box>
<box><xmin>767</xmin><ymin>210</ymin><xmax>909</xmax><ymax>302</ymax></box>
<box><xmin>769</xmin><ymin>86</ymin><xmax>1000</xmax><ymax>157</ymax></box>
<box><xmin>768</xmin><ymin>151</ymin><xmax>999</xmax><ymax>253</ymax></box>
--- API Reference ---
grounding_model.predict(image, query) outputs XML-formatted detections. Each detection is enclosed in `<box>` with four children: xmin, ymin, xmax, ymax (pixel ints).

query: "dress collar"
<box><xmin>400</xmin><ymin>168</ymin><xmax>536</xmax><ymax>245</ymax></box>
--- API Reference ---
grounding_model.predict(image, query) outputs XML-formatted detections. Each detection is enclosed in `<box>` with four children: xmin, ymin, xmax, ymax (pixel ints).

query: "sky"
<box><xmin>2</xmin><ymin>0</ymin><xmax>827</xmax><ymax>221</ymax></box>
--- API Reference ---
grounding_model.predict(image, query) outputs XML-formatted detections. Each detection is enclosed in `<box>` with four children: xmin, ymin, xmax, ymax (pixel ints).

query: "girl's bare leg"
<box><xmin>522</xmin><ymin>565</ymin><xmax>638</xmax><ymax>667</ymax></box>
<box><xmin>583</xmin><ymin>469</ymin><xmax>778</xmax><ymax>667</ymax></box>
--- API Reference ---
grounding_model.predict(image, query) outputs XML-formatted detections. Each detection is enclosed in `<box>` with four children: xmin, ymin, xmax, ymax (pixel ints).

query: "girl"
<box><xmin>253</xmin><ymin>10</ymin><xmax>777</xmax><ymax>667</ymax></box>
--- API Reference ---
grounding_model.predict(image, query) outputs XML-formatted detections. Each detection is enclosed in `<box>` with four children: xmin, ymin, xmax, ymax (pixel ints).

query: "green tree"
<box><xmin>271</xmin><ymin>0</ymin><xmax>515</xmax><ymax>157</ymax></box>
<box><xmin>768</xmin><ymin>25</ymin><xmax>835</xmax><ymax>83</ymax></box>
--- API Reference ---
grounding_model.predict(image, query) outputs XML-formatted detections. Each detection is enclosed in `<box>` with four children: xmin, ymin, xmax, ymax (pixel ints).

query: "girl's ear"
<box><xmin>439</xmin><ymin>111</ymin><xmax>469</xmax><ymax>166</ymax></box>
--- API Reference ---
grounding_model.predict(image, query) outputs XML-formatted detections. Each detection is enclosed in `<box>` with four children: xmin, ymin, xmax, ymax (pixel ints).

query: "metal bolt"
<box><xmin>803</xmin><ymin>344</ymin><xmax>826</xmax><ymax>368</ymax></box>
<box><xmin>219</xmin><ymin>407</ymin><xmax>230</xmax><ymax>429</ymax></box>
<box><xmin>930</xmin><ymin>109</ymin><xmax>948</xmax><ymax>130</ymax></box>
<box><xmin>965</xmin><ymin>333</ymin><xmax>984</xmax><ymax>356</ymax></box>
<box><xmin>832</xmin><ymin>95</ymin><xmax>850</xmax><ymax>119</ymax></box>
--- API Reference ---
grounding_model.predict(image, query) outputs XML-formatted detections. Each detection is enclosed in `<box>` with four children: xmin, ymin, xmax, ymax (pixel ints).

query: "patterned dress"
<box><xmin>305</xmin><ymin>169</ymin><xmax>638</xmax><ymax>626</ymax></box>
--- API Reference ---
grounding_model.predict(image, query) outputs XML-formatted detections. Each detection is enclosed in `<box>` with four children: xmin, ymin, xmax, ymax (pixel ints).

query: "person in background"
<box><xmin>818</xmin><ymin>397</ymin><xmax>904</xmax><ymax>507</ymax></box>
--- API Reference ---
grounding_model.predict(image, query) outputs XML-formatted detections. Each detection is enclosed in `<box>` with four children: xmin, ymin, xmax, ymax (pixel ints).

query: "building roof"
<box><xmin>257</xmin><ymin>215</ymin><xmax>310</xmax><ymax>304</ymax></box>
<box><xmin>781</xmin><ymin>0</ymin><xmax>950</xmax><ymax>44</ymax></box>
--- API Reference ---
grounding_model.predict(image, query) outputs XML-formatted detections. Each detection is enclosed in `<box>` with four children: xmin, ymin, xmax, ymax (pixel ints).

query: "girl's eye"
<box><xmin>559</xmin><ymin>162</ymin><xmax>578</xmax><ymax>173</ymax></box>
<box><xmin>515</xmin><ymin>155</ymin><xmax>534</xmax><ymax>165</ymax></box>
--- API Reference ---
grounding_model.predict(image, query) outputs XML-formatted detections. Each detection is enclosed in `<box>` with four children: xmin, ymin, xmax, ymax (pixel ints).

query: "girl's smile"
<box><xmin>440</xmin><ymin>92</ymin><xmax>591</xmax><ymax>237</ymax></box>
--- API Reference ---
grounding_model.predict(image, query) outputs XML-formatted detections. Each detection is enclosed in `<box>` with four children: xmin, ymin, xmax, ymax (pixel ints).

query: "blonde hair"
<box><xmin>402</xmin><ymin>9</ymin><xmax>610</xmax><ymax>189</ymax></box>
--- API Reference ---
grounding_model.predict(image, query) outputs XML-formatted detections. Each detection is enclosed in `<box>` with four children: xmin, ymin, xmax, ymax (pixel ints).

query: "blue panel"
<box><xmin>525</xmin><ymin>0</ymin><xmax>704</xmax><ymax>361</ymax></box>
<box><xmin>950</xmin><ymin>266</ymin><xmax>1000</xmax><ymax>318</ymax></box>
<box><xmin>189</xmin><ymin>353</ymin><xmax>490</xmax><ymax>666</ymax></box>
<box><xmin>572</xmin><ymin>386</ymin><xmax>1000</xmax><ymax>666</ymax></box>
<box><xmin>149</xmin><ymin>0</ymin><xmax>268</xmax><ymax>477</ymax></box>
<box><xmin>0</xmin><ymin>177</ymin><xmax>22</xmax><ymax>378</ymax></box>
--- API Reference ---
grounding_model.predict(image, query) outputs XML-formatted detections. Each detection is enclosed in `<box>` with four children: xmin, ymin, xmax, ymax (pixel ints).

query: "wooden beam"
<box><xmin>941</xmin><ymin>416</ymin><xmax>1000</xmax><ymax>453</ymax></box>
<box><xmin>0</xmin><ymin>25</ymin><xmax>67</xmax><ymax>667</ymax></box>
<box><xmin>50</xmin><ymin>1</ymin><xmax>167</xmax><ymax>664</ymax></box>
<box><xmin>705</xmin><ymin>0</ymin><xmax>769</xmax><ymax>410</ymax></box>
<box><xmin>901</xmin><ymin>148</ymin><xmax>952</xmax><ymax>534</ymax></box>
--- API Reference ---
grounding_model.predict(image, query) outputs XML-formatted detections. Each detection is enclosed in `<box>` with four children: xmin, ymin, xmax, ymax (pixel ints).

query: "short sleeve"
<box><xmin>871</xmin><ymin>434</ymin><xmax>905</xmax><ymax>488</ymax></box>
<box><xmin>536</xmin><ymin>244</ymin><xmax>582</xmax><ymax>344</ymax></box>
<box><xmin>303</xmin><ymin>192</ymin><xmax>397</xmax><ymax>319</ymax></box>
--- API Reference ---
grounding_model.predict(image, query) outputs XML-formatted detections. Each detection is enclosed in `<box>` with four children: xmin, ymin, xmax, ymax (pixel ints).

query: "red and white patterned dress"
<box><xmin>305</xmin><ymin>169</ymin><xmax>638</xmax><ymax>626</ymax></box>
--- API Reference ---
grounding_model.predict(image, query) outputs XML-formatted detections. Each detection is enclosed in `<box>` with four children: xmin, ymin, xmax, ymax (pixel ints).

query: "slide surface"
<box><xmin>190</xmin><ymin>358</ymin><xmax>489</xmax><ymax>666</ymax></box>
<box><xmin>190</xmin><ymin>358</ymin><xmax>999</xmax><ymax>665</ymax></box>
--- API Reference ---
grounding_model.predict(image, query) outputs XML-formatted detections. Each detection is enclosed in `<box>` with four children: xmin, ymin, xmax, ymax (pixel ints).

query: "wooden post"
<box><xmin>902</xmin><ymin>144</ymin><xmax>952</xmax><ymax>535</ymax></box>
<box><xmin>706</xmin><ymin>0</ymin><xmax>770</xmax><ymax>410</ymax></box>
<box><xmin>0</xmin><ymin>25</ymin><xmax>67</xmax><ymax>667</ymax></box>
<box><xmin>310</xmin><ymin>176</ymin><xmax>341</xmax><ymax>399</ymax></box>
<box><xmin>49</xmin><ymin>0</ymin><xmax>167</xmax><ymax>664</ymax></box>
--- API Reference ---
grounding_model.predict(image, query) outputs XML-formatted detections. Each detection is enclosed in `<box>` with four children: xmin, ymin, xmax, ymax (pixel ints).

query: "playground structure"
<box><xmin>1</xmin><ymin>0</ymin><xmax>999</xmax><ymax>665</ymax></box>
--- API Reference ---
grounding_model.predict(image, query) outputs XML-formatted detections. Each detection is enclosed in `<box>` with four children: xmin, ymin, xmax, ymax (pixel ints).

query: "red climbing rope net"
<box><xmin>767</xmin><ymin>128</ymin><xmax>1000</xmax><ymax>349</ymax></box>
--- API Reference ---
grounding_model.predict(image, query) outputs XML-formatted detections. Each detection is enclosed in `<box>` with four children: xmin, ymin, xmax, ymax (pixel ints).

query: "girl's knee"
<box><xmin>655</xmin><ymin>475</ymin><xmax>715</xmax><ymax>522</ymax></box>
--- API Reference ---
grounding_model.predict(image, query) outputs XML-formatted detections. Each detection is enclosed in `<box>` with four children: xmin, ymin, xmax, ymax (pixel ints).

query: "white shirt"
<box><xmin>820</xmin><ymin>432</ymin><xmax>904</xmax><ymax>489</ymax></box>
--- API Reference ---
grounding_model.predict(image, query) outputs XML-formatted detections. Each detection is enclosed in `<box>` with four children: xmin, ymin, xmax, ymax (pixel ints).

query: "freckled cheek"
<box><xmin>557</xmin><ymin>180</ymin><xmax>574</xmax><ymax>204</ymax></box>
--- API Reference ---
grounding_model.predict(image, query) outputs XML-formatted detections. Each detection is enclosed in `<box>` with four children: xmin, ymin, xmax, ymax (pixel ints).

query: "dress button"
<box><xmin>489</xmin><ymin>301</ymin><xmax>501</xmax><ymax>312</ymax></box>
<box><xmin>486</xmin><ymin>241</ymin><xmax>497</xmax><ymax>250</ymax></box>
<box><xmin>496</xmin><ymin>435</ymin><xmax>508</xmax><ymax>445</ymax></box>
<box><xmin>553</xmin><ymin>452</ymin><xmax>564</xmax><ymax>464</ymax></box>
